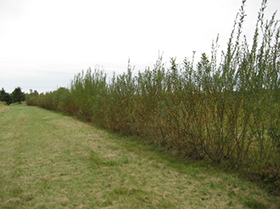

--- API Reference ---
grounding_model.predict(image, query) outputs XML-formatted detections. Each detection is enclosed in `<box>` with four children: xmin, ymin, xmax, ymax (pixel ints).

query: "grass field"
<box><xmin>0</xmin><ymin>103</ymin><xmax>279</xmax><ymax>208</ymax></box>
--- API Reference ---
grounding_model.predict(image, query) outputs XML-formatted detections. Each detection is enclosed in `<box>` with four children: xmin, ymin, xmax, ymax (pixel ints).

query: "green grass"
<box><xmin>0</xmin><ymin>104</ymin><xmax>279</xmax><ymax>208</ymax></box>
<box><xmin>0</xmin><ymin>102</ymin><xmax>9</xmax><ymax>115</ymax></box>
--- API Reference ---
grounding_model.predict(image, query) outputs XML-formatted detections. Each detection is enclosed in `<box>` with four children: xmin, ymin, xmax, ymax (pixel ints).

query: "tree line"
<box><xmin>0</xmin><ymin>87</ymin><xmax>26</xmax><ymax>105</ymax></box>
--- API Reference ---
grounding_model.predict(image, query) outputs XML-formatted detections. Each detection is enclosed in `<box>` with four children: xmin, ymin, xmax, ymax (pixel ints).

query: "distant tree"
<box><xmin>11</xmin><ymin>87</ymin><xmax>25</xmax><ymax>104</ymax></box>
<box><xmin>34</xmin><ymin>90</ymin><xmax>39</xmax><ymax>96</ymax></box>
<box><xmin>29</xmin><ymin>89</ymin><xmax>39</xmax><ymax>96</ymax></box>
<box><xmin>3</xmin><ymin>93</ymin><xmax>13</xmax><ymax>105</ymax></box>
<box><xmin>0</xmin><ymin>88</ymin><xmax>13</xmax><ymax>105</ymax></box>
<box><xmin>0</xmin><ymin>88</ymin><xmax>6</xmax><ymax>102</ymax></box>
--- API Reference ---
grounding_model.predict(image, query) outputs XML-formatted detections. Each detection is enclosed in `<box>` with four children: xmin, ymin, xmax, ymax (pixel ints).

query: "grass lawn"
<box><xmin>0</xmin><ymin>104</ymin><xmax>279</xmax><ymax>208</ymax></box>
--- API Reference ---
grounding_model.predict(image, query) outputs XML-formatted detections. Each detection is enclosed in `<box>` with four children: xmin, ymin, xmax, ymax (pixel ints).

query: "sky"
<box><xmin>0</xmin><ymin>0</ymin><xmax>279</xmax><ymax>93</ymax></box>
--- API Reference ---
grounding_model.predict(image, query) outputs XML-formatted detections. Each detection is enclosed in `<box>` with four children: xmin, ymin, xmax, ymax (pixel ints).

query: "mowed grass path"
<box><xmin>0</xmin><ymin>104</ymin><xmax>279</xmax><ymax>208</ymax></box>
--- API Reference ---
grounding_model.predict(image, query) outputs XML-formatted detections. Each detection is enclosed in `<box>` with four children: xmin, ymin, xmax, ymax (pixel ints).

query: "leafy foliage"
<box><xmin>26</xmin><ymin>0</ymin><xmax>280</xmax><ymax>192</ymax></box>
<box><xmin>0</xmin><ymin>88</ymin><xmax>13</xmax><ymax>105</ymax></box>
<box><xmin>11</xmin><ymin>87</ymin><xmax>25</xmax><ymax>104</ymax></box>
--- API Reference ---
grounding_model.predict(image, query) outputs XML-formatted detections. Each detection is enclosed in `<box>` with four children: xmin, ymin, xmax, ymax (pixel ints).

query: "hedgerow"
<box><xmin>27</xmin><ymin>0</ymin><xmax>280</xmax><ymax>192</ymax></box>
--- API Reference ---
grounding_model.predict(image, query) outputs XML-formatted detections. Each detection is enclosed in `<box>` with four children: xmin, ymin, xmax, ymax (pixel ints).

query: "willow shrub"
<box><xmin>27</xmin><ymin>0</ymin><xmax>280</xmax><ymax>190</ymax></box>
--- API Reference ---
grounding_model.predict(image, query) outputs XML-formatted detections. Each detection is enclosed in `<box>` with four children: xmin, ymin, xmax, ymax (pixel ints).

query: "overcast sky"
<box><xmin>0</xmin><ymin>0</ymin><xmax>279</xmax><ymax>93</ymax></box>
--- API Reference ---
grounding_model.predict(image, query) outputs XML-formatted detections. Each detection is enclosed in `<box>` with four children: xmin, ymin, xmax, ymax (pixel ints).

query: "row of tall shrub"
<box><xmin>27</xmin><ymin>0</ymin><xmax>280</xmax><ymax>191</ymax></box>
